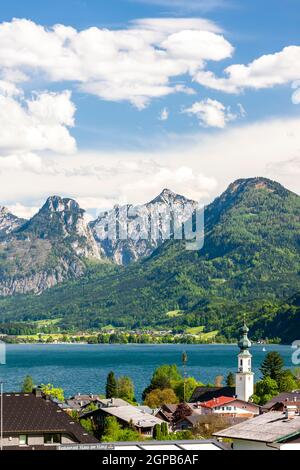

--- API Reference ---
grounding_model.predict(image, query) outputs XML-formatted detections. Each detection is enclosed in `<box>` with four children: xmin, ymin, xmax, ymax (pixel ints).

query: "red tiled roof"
<box><xmin>201</xmin><ymin>396</ymin><xmax>236</xmax><ymax>409</ymax></box>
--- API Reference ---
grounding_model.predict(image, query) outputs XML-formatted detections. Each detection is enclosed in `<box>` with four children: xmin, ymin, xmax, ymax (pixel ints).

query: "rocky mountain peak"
<box><xmin>42</xmin><ymin>196</ymin><xmax>82</xmax><ymax>215</ymax></box>
<box><xmin>150</xmin><ymin>188</ymin><xmax>196</xmax><ymax>206</ymax></box>
<box><xmin>226</xmin><ymin>177</ymin><xmax>288</xmax><ymax>197</ymax></box>
<box><xmin>0</xmin><ymin>206</ymin><xmax>26</xmax><ymax>237</ymax></box>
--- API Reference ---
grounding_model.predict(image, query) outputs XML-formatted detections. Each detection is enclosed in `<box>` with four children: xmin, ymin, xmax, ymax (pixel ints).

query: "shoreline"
<box><xmin>4</xmin><ymin>341</ymin><xmax>287</xmax><ymax>347</ymax></box>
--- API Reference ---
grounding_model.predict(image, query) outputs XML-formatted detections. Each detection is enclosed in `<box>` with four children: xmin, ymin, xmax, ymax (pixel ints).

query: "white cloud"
<box><xmin>0</xmin><ymin>153</ymin><xmax>44</xmax><ymax>173</ymax></box>
<box><xmin>183</xmin><ymin>98</ymin><xmax>236</xmax><ymax>128</ymax></box>
<box><xmin>1</xmin><ymin>116</ymin><xmax>300</xmax><ymax>215</ymax></box>
<box><xmin>0</xmin><ymin>89</ymin><xmax>76</xmax><ymax>155</ymax></box>
<box><xmin>132</xmin><ymin>17</ymin><xmax>223</xmax><ymax>33</ymax></box>
<box><xmin>0</xmin><ymin>18</ymin><xmax>233</xmax><ymax>108</ymax></box>
<box><xmin>0</xmin><ymin>80</ymin><xmax>21</xmax><ymax>97</ymax></box>
<box><xmin>195</xmin><ymin>46</ymin><xmax>300</xmax><ymax>99</ymax></box>
<box><xmin>159</xmin><ymin>107</ymin><xmax>169</xmax><ymax>121</ymax></box>
<box><xmin>7</xmin><ymin>202</ymin><xmax>39</xmax><ymax>219</ymax></box>
<box><xmin>161</xmin><ymin>30</ymin><xmax>232</xmax><ymax>62</ymax></box>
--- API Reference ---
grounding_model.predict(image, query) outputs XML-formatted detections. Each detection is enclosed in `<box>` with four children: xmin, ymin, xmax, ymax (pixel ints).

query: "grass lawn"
<box><xmin>166</xmin><ymin>310</ymin><xmax>183</xmax><ymax>318</ymax></box>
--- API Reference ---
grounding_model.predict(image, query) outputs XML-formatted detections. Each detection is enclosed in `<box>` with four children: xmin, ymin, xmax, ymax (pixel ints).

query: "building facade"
<box><xmin>235</xmin><ymin>323</ymin><xmax>254</xmax><ymax>402</ymax></box>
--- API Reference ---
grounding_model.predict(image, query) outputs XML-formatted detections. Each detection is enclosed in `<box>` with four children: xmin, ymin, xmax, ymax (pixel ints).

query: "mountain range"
<box><xmin>0</xmin><ymin>189</ymin><xmax>195</xmax><ymax>295</ymax></box>
<box><xmin>0</xmin><ymin>177</ymin><xmax>299</xmax><ymax>342</ymax></box>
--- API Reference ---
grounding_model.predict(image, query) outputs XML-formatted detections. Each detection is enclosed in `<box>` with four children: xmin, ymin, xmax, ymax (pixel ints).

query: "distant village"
<box><xmin>1</xmin><ymin>324</ymin><xmax>300</xmax><ymax>451</ymax></box>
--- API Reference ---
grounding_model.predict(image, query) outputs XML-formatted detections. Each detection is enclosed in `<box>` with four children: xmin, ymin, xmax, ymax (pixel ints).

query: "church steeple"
<box><xmin>235</xmin><ymin>321</ymin><xmax>254</xmax><ymax>402</ymax></box>
<box><xmin>238</xmin><ymin>322</ymin><xmax>251</xmax><ymax>352</ymax></box>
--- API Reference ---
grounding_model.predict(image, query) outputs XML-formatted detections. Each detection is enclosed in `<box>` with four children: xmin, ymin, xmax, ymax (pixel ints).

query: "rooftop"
<box><xmin>214</xmin><ymin>412</ymin><xmax>300</xmax><ymax>443</ymax></box>
<box><xmin>94</xmin><ymin>405</ymin><xmax>164</xmax><ymax>428</ymax></box>
<box><xmin>263</xmin><ymin>391</ymin><xmax>300</xmax><ymax>410</ymax></box>
<box><xmin>201</xmin><ymin>397</ymin><xmax>237</xmax><ymax>409</ymax></box>
<box><xmin>0</xmin><ymin>393</ymin><xmax>98</xmax><ymax>444</ymax></box>
<box><xmin>97</xmin><ymin>398</ymin><xmax>130</xmax><ymax>408</ymax></box>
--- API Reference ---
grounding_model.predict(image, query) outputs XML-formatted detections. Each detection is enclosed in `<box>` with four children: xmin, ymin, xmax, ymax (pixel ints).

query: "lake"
<box><xmin>0</xmin><ymin>343</ymin><xmax>294</xmax><ymax>401</ymax></box>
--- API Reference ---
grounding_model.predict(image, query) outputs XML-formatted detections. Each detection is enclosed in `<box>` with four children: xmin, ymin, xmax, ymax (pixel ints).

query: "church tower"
<box><xmin>235</xmin><ymin>323</ymin><xmax>254</xmax><ymax>402</ymax></box>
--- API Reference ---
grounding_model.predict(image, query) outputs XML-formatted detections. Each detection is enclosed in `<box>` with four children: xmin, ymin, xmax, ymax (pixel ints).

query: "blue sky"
<box><xmin>0</xmin><ymin>0</ymin><xmax>299</xmax><ymax>217</ymax></box>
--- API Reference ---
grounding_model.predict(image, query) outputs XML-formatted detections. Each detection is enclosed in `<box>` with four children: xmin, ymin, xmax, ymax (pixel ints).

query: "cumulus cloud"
<box><xmin>194</xmin><ymin>46</ymin><xmax>300</xmax><ymax>100</ymax></box>
<box><xmin>1</xmin><ymin>116</ymin><xmax>300</xmax><ymax>215</ymax></box>
<box><xmin>0</xmin><ymin>18</ymin><xmax>233</xmax><ymax>108</ymax></box>
<box><xmin>183</xmin><ymin>98</ymin><xmax>237</xmax><ymax>128</ymax></box>
<box><xmin>0</xmin><ymin>89</ymin><xmax>76</xmax><ymax>155</ymax></box>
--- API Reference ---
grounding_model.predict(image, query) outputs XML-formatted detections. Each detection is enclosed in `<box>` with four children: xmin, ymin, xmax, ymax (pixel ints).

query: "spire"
<box><xmin>238</xmin><ymin>320</ymin><xmax>251</xmax><ymax>352</ymax></box>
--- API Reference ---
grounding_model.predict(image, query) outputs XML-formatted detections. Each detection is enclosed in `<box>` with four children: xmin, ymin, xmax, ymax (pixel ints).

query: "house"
<box><xmin>97</xmin><ymin>398</ymin><xmax>130</xmax><ymax>408</ymax></box>
<box><xmin>214</xmin><ymin>410</ymin><xmax>300</xmax><ymax>450</ymax></box>
<box><xmin>0</xmin><ymin>392</ymin><xmax>99</xmax><ymax>450</ymax></box>
<box><xmin>79</xmin><ymin>397</ymin><xmax>130</xmax><ymax>414</ymax></box>
<box><xmin>155</xmin><ymin>404</ymin><xmax>179</xmax><ymax>423</ymax></box>
<box><xmin>200</xmin><ymin>396</ymin><xmax>260</xmax><ymax>418</ymax></box>
<box><xmin>262</xmin><ymin>391</ymin><xmax>300</xmax><ymax>413</ymax></box>
<box><xmin>82</xmin><ymin>404</ymin><xmax>165</xmax><ymax>437</ymax></box>
<box><xmin>65</xmin><ymin>393</ymin><xmax>101</xmax><ymax>411</ymax></box>
<box><xmin>175</xmin><ymin>414</ymin><xmax>247</xmax><ymax>433</ymax></box>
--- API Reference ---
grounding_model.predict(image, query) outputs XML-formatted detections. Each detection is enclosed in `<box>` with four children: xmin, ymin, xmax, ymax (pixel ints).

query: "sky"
<box><xmin>0</xmin><ymin>0</ymin><xmax>300</xmax><ymax>218</ymax></box>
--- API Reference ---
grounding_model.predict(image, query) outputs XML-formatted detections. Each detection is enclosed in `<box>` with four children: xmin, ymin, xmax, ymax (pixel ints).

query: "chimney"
<box><xmin>285</xmin><ymin>405</ymin><xmax>297</xmax><ymax>420</ymax></box>
<box><xmin>33</xmin><ymin>387</ymin><xmax>43</xmax><ymax>398</ymax></box>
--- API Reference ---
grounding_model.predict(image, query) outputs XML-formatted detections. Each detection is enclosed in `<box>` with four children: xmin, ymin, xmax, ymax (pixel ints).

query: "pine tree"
<box><xmin>153</xmin><ymin>424</ymin><xmax>162</xmax><ymax>440</ymax></box>
<box><xmin>161</xmin><ymin>422</ymin><xmax>169</xmax><ymax>437</ymax></box>
<box><xmin>260</xmin><ymin>352</ymin><xmax>284</xmax><ymax>381</ymax></box>
<box><xmin>106</xmin><ymin>371</ymin><xmax>117</xmax><ymax>398</ymax></box>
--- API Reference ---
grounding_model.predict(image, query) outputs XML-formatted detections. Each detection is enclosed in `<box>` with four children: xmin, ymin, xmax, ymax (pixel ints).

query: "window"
<box><xmin>19</xmin><ymin>435</ymin><xmax>27</xmax><ymax>446</ymax></box>
<box><xmin>44</xmin><ymin>434</ymin><xmax>61</xmax><ymax>445</ymax></box>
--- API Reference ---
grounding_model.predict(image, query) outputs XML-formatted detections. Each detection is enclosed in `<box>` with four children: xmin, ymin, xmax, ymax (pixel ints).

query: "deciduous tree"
<box><xmin>144</xmin><ymin>388</ymin><xmax>178</xmax><ymax>408</ymax></box>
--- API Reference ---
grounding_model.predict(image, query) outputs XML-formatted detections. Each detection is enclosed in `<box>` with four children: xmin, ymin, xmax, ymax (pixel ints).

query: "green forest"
<box><xmin>0</xmin><ymin>178</ymin><xmax>299</xmax><ymax>343</ymax></box>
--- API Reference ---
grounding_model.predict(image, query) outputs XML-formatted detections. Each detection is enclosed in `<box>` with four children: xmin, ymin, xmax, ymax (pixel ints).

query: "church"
<box><xmin>190</xmin><ymin>322</ymin><xmax>254</xmax><ymax>404</ymax></box>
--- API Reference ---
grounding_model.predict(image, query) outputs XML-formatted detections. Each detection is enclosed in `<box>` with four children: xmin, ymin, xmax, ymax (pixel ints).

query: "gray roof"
<box><xmin>263</xmin><ymin>391</ymin><xmax>300</xmax><ymax>410</ymax></box>
<box><xmin>214</xmin><ymin>412</ymin><xmax>300</xmax><ymax>443</ymax></box>
<box><xmin>137</xmin><ymin>406</ymin><xmax>158</xmax><ymax>415</ymax></box>
<box><xmin>97</xmin><ymin>398</ymin><xmax>130</xmax><ymax>408</ymax></box>
<box><xmin>98</xmin><ymin>405</ymin><xmax>164</xmax><ymax>429</ymax></box>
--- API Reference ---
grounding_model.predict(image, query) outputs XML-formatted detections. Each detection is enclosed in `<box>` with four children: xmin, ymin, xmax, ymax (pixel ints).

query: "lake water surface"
<box><xmin>0</xmin><ymin>343</ymin><xmax>294</xmax><ymax>401</ymax></box>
